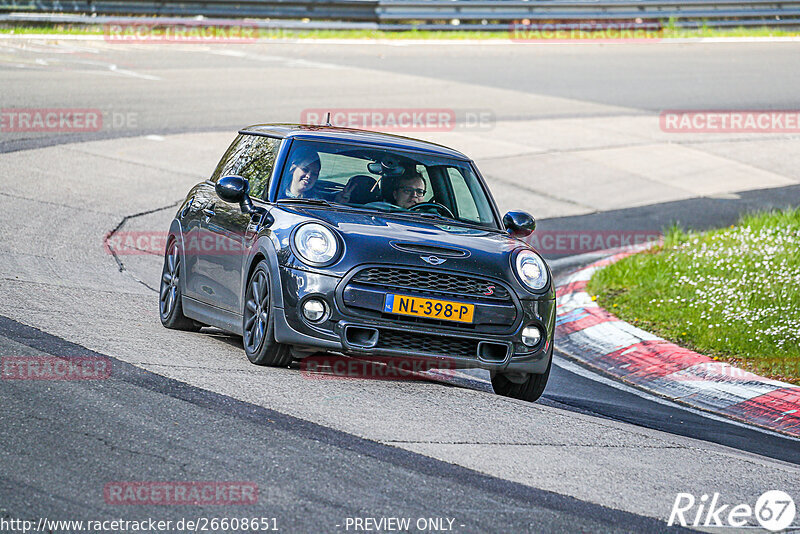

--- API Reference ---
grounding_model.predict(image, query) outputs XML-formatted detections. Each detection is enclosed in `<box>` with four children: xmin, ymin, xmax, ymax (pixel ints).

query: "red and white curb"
<box><xmin>555</xmin><ymin>247</ymin><xmax>800</xmax><ymax>438</ymax></box>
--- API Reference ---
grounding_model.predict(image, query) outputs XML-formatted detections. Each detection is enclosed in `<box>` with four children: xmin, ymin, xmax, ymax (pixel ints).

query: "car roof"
<box><xmin>239</xmin><ymin>123</ymin><xmax>470</xmax><ymax>161</ymax></box>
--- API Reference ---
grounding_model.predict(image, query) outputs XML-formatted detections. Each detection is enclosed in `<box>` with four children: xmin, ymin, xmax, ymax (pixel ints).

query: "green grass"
<box><xmin>1</xmin><ymin>24</ymin><xmax>800</xmax><ymax>40</ymax></box>
<box><xmin>587</xmin><ymin>208</ymin><xmax>800</xmax><ymax>384</ymax></box>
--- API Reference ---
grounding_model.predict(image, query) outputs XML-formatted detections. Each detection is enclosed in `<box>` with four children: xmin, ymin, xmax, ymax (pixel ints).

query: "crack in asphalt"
<box><xmin>104</xmin><ymin>199</ymin><xmax>182</xmax><ymax>293</ymax></box>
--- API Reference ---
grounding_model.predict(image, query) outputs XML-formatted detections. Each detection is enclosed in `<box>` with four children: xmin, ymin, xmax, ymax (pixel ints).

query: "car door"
<box><xmin>181</xmin><ymin>181</ymin><xmax>219</xmax><ymax>303</ymax></box>
<box><xmin>183</xmin><ymin>134</ymin><xmax>244</xmax><ymax>304</ymax></box>
<box><xmin>194</xmin><ymin>134</ymin><xmax>282</xmax><ymax>313</ymax></box>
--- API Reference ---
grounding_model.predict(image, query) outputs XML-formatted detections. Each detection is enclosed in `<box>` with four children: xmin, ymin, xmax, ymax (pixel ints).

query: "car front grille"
<box><xmin>351</xmin><ymin>266</ymin><xmax>510</xmax><ymax>301</ymax></box>
<box><xmin>341</xmin><ymin>266</ymin><xmax>518</xmax><ymax>332</ymax></box>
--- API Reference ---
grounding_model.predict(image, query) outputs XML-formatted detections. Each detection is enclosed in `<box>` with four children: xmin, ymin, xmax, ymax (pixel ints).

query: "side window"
<box><xmin>447</xmin><ymin>167</ymin><xmax>480</xmax><ymax>221</ymax></box>
<box><xmin>210</xmin><ymin>135</ymin><xmax>281</xmax><ymax>199</ymax></box>
<box><xmin>210</xmin><ymin>135</ymin><xmax>243</xmax><ymax>183</ymax></box>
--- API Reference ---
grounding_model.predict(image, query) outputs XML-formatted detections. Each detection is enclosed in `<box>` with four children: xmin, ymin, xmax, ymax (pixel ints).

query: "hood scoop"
<box><xmin>390</xmin><ymin>242</ymin><xmax>470</xmax><ymax>258</ymax></box>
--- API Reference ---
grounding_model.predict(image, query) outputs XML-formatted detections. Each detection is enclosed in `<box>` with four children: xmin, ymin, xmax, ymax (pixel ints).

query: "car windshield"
<box><xmin>277</xmin><ymin>139</ymin><xmax>497</xmax><ymax>228</ymax></box>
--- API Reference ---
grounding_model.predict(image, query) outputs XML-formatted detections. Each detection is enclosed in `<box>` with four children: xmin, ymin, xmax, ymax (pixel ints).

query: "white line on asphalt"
<box><xmin>108</xmin><ymin>64</ymin><xmax>161</xmax><ymax>80</ymax></box>
<box><xmin>553</xmin><ymin>354</ymin><xmax>800</xmax><ymax>442</ymax></box>
<box><xmin>207</xmin><ymin>49</ymin><xmax>343</xmax><ymax>69</ymax></box>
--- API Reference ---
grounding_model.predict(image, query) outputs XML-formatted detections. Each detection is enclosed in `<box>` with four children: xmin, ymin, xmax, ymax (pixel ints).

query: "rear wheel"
<box><xmin>243</xmin><ymin>262</ymin><xmax>292</xmax><ymax>366</ymax></box>
<box><xmin>491</xmin><ymin>347</ymin><xmax>552</xmax><ymax>403</ymax></box>
<box><xmin>159</xmin><ymin>239</ymin><xmax>201</xmax><ymax>331</ymax></box>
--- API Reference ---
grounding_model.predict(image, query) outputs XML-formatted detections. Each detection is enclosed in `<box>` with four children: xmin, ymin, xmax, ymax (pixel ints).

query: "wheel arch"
<box><xmin>242</xmin><ymin>236</ymin><xmax>285</xmax><ymax>314</ymax></box>
<box><xmin>167</xmin><ymin>218</ymin><xmax>187</xmax><ymax>293</ymax></box>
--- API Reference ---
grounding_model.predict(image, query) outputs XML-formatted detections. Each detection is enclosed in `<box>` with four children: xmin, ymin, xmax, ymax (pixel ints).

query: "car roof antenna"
<box><xmin>325</xmin><ymin>112</ymin><xmax>332</xmax><ymax>126</ymax></box>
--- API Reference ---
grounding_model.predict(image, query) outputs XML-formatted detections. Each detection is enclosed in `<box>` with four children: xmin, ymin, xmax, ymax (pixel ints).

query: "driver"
<box><xmin>391</xmin><ymin>173</ymin><xmax>427</xmax><ymax>209</ymax></box>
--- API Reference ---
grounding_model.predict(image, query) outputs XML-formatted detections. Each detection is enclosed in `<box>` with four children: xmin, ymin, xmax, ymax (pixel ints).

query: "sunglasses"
<box><xmin>398</xmin><ymin>187</ymin><xmax>426</xmax><ymax>197</ymax></box>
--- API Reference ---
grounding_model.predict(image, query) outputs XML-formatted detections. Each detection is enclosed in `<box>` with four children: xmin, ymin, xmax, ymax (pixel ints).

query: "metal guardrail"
<box><xmin>0</xmin><ymin>0</ymin><xmax>379</xmax><ymax>20</ymax></box>
<box><xmin>377</xmin><ymin>0</ymin><xmax>800</xmax><ymax>23</ymax></box>
<box><xmin>1</xmin><ymin>0</ymin><xmax>799</xmax><ymax>28</ymax></box>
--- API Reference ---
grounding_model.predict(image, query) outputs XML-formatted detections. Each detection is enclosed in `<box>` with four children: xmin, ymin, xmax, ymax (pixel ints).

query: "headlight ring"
<box><xmin>292</xmin><ymin>223</ymin><xmax>341</xmax><ymax>266</ymax></box>
<box><xmin>514</xmin><ymin>249</ymin><xmax>548</xmax><ymax>291</ymax></box>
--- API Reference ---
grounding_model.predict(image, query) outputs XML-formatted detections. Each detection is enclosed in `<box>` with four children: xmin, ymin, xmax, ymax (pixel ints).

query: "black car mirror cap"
<box><xmin>216</xmin><ymin>175</ymin><xmax>263</xmax><ymax>217</ymax></box>
<box><xmin>216</xmin><ymin>175</ymin><xmax>249</xmax><ymax>204</ymax></box>
<box><xmin>503</xmin><ymin>211</ymin><xmax>536</xmax><ymax>237</ymax></box>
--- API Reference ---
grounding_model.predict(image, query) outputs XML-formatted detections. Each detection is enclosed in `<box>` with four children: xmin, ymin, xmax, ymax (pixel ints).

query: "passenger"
<box><xmin>334</xmin><ymin>175</ymin><xmax>380</xmax><ymax>205</ymax></box>
<box><xmin>391</xmin><ymin>173</ymin><xmax>427</xmax><ymax>209</ymax></box>
<box><xmin>283</xmin><ymin>150</ymin><xmax>321</xmax><ymax>199</ymax></box>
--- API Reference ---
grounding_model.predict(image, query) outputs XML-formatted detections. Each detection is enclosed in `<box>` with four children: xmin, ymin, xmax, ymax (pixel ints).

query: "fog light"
<box><xmin>302</xmin><ymin>299</ymin><xmax>327</xmax><ymax>322</ymax></box>
<box><xmin>522</xmin><ymin>325</ymin><xmax>543</xmax><ymax>347</ymax></box>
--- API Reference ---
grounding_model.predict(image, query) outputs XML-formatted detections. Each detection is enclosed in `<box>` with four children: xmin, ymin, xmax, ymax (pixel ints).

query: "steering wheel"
<box><xmin>409</xmin><ymin>202</ymin><xmax>455</xmax><ymax>219</ymax></box>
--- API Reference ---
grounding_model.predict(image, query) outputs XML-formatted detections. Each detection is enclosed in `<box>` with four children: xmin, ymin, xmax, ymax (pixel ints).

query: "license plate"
<box><xmin>383</xmin><ymin>294</ymin><xmax>475</xmax><ymax>323</ymax></box>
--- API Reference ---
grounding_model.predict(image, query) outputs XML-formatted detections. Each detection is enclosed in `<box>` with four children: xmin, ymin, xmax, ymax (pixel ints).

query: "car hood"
<box><xmin>279</xmin><ymin>206</ymin><xmax>546</xmax><ymax>293</ymax></box>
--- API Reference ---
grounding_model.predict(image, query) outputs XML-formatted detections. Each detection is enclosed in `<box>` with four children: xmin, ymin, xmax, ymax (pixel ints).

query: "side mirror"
<box><xmin>503</xmin><ymin>211</ymin><xmax>536</xmax><ymax>237</ymax></box>
<box><xmin>216</xmin><ymin>175</ymin><xmax>256</xmax><ymax>214</ymax></box>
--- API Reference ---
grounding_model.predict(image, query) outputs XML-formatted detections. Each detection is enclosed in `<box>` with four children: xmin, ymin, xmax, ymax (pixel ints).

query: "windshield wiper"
<box><xmin>405</xmin><ymin>211</ymin><xmax>453</xmax><ymax>222</ymax></box>
<box><xmin>277</xmin><ymin>198</ymin><xmax>339</xmax><ymax>208</ymax></box>
<box><xmin>399</xmin><ymin>211</ymin><xmax>493</xmax><ymax>231</ymax></box>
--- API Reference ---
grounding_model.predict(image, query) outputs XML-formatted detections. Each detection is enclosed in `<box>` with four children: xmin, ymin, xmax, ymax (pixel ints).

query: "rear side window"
<box><xmin>210</xmin><ymin>134</ymin><xmax>281</xmax><ymax>199</ymax></box>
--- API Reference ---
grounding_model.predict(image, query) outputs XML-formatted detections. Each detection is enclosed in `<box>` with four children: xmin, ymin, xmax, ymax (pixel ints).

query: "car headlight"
<box><xmin>293</xmin><ymin>223</ymin><xmax>340</xmax><ymax>266</ymax></box>
<box><xmin>514</xmin><ymin>250</ymin><xmax>548</xmax><ymax>291</ymax></box>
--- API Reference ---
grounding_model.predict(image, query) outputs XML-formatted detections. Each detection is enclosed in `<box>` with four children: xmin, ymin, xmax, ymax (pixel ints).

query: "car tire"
<box><xmin>491</xmin><ymin>346</ymin><xmax>552</xmax><ymax>403</ymax></box>
<box><xmin>243</xmin><ymin>261</ymin><xmax>292</xmax><ymax>367</ymax></box>
<box><xmin>159</xmin><ymin>238</ymin><xmax>202</xmax><ymax>332</ymax></box>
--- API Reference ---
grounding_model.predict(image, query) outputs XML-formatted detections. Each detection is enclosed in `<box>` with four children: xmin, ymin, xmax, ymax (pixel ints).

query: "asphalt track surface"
<box><xmin>2</xmin><ymin>40</ymin><xmax>800</xmax><ymax>151</ymax></box>
<box><xmin>2</xmin><ymin>39</ymin><xmax>800</xmax><ymax>531</ymax></box>
<box><xmin>0</xmin><ymin>316</ymin><xmax>684</xmax><ymax>533</ymax></box>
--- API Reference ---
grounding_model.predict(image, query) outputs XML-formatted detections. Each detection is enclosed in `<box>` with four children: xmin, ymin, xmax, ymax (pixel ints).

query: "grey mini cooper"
<box><xmin>160</xmin><ymin>124</ymin><xmax>555</xmax><ymax>402</ymax></box>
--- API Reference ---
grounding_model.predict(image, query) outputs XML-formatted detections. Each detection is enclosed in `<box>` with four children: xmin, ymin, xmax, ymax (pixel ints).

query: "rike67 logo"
<box><xmin>668</xmin><ymin>490</ymin><xmax>796</xmax><ymax>531</ymax></box>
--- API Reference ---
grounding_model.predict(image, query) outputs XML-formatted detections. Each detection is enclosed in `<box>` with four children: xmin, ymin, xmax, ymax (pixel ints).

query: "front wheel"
<box><xmin>243</xmin><ymin>261</ymin><xmax>292</xmax><ymax>367</ymax></box>
<box><xmin>159</xmin><ymin>239</ymin><xmax>201</xmax><ymax>331</ymax></box>
<box><xmin>491</xmin><ymin>348</ymin><xmax>552</xmax><ymax>403</ymax></box>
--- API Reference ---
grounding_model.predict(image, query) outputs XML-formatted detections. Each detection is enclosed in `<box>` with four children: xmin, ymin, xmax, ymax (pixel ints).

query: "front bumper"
<box><xmin>274</xmin><ymin>265</ymin><xmax>555</xmax><ymax>374</ymax></box>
